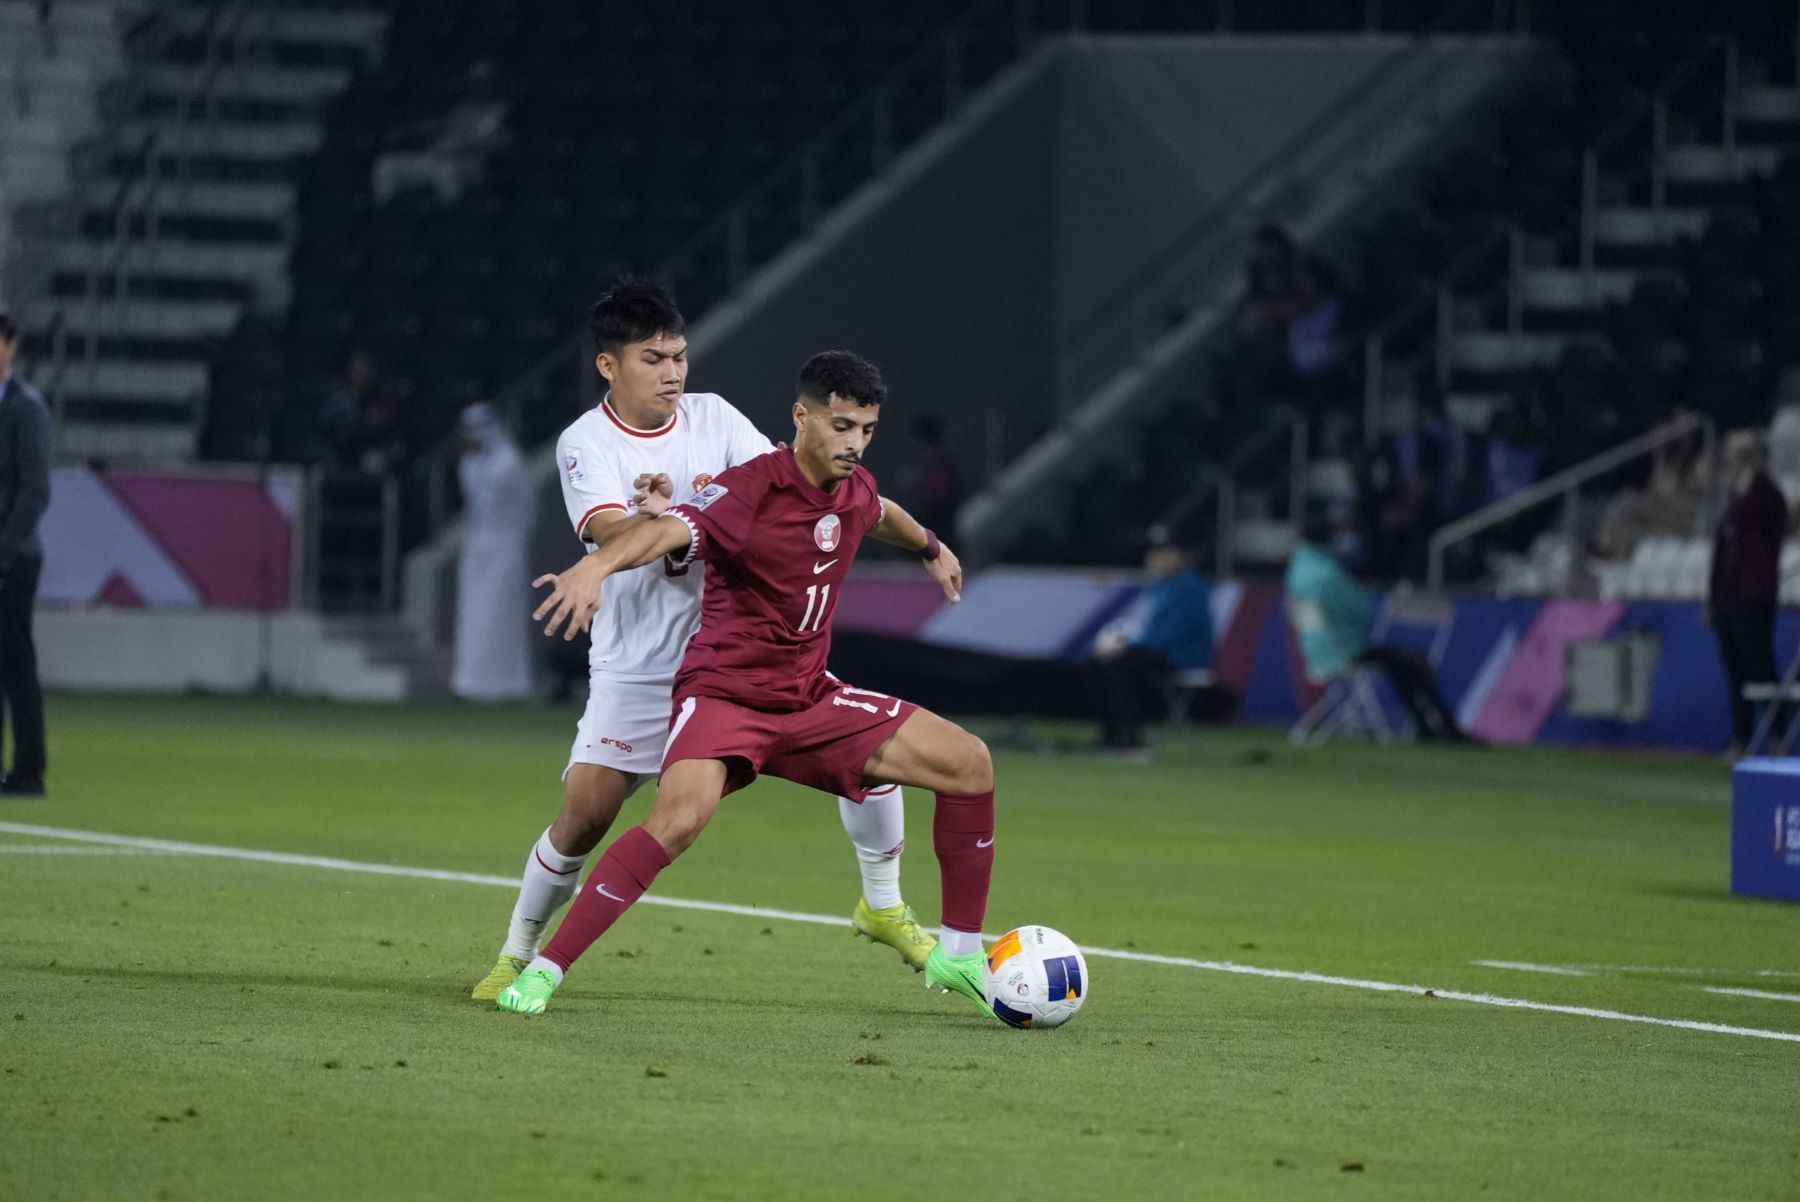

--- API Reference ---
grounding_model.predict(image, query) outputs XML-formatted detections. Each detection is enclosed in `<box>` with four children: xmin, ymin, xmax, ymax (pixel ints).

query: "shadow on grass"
<box><xmin>22</xmin><ymin>961</ymin><xmax>980</xmax><ymax>1024</ymax></box>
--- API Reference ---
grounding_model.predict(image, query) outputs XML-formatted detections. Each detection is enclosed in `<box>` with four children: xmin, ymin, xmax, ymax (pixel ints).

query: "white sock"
<box><xmin>500</xmin><ymin>829</ymin><xmax>587</xmax><ymax>961</ymax></box>
<box><xmin>522</xmin><ymin>955</ymin><xmax>564</xmax><ymax>985</ymax></box>
<box><xmin>940</xmin><ymin>927</ymin><xmax>983</xmax><ymax>957</ymax></box>
<box><xmin>839</xmin><ymin>785</ymin><xmax>905</xmax><ymax>909</ymax></box>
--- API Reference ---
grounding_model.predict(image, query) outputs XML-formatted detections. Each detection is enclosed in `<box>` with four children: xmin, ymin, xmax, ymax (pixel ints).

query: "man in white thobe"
<box><xmin>452</xmin><ymin>403</ymin><xmax>537</xmax><ymax>700</ymax></box>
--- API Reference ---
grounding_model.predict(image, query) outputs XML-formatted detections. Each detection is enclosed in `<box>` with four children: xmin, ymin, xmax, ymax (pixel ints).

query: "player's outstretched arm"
<box><xmin>872</xmin><ymin>496</ymin><xmax>962</xmax><ymax>603</ymax></box>
<box><xmin>533</xmin><ymin>515</ymin><xmax>694</xmax><ymax>639</ymax></box>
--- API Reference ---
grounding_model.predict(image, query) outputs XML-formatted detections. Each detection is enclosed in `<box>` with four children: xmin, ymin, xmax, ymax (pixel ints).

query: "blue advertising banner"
<box><xmin>1731</xmin><ymin>759</ymin><xmax>1800</xmax><ymax>902</ymax></box>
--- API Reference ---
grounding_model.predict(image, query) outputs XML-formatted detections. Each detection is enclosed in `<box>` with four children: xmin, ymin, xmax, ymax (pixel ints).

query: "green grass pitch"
<box><xmin>3</xmin><ymin>693</ymin><xmax>1798</xmax><ymax>1201</ymax></box>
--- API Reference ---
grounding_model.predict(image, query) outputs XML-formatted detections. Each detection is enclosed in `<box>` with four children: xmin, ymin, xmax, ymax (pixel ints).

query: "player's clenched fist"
<box><xmin>532</xmin><ymin>555</ymin><xmax>606</xmax><ymax>640</ymax></box>
<box><xmin>631</xmin><ymin>472</ymin><xmax>673</xmax><ymax>515</ymax></box>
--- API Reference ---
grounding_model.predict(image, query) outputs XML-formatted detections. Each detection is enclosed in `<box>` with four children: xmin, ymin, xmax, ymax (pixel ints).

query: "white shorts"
<box><xmin>566</xmin><ymin>674</ymin><xmax>676</xmax><ymax>780</ymax></box>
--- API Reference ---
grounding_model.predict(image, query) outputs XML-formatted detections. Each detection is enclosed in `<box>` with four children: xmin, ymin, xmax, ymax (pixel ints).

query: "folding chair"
<box><xmin>1158</xmin><ymin>668</ymin><xmax>1217</xmax><ymax>725</ymax></box>
<box><xmin>1288</xmin><ymin>584</ymin><xmax>1457</xmax><ymax>746</ymax></box>
<box><xmin>1745</xmin><ymin>642</ymin><xmax>1800</xmax><ymax>756</ymax></box>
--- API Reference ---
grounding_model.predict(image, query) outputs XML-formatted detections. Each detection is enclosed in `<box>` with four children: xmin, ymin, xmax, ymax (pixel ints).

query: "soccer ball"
<box><xmin>983</xmin><ymin>925</ymin><xmax>1088</xmax><ymax>1029</ymax></box>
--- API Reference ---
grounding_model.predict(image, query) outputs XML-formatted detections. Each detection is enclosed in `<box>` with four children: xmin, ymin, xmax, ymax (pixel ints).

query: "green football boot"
<box><xmin>495</xmin><ymin>967</ymin><xmax>560</xmax><ymax>1015</ymax></box>
<box><xmin>851</xmin><ymin>897</ymin><xmax>937</xmax><ymax>971</ymax></box>
<box><xmin>470</xmin><ymin>955</ymin><xmax>529</xmax><ymax>1002</ymax></box>
<box><xmin>923</xmin><ymin>944</ymin><xmax>996</xmax><ymax>1020</ymax></box>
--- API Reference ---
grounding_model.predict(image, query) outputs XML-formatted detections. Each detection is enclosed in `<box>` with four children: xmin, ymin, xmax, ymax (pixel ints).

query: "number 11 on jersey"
<box><xmin>797</xmin><ymin>583</ymin><xmax>831</xmax><ymax>632</ymax></box>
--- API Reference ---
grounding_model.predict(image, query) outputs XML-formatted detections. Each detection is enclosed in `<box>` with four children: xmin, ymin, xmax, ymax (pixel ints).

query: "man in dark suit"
<box><xmin>0</xmin><ymin>312</ymin><xmax>51</xmax><ymax>796</ymax></box>
<box><xmin>1709</xmin><ymin>429</ymin><xmax>1791</xmax><ymax>755</ymax></box>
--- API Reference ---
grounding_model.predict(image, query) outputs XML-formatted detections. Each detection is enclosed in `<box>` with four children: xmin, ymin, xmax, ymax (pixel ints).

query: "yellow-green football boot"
<box><xmin>852</xmin><ymin>897</ymin><xmax>937</xmax><ymax>971</ymax></box>
<box><xmin>496</xmin><ymin>967</ymin><xmax>560</xmax><ymax>1015</ymax></box>
<box><xmin>470</xmin><ymin>955</ymin><xmax>529</xmax><ymax>1002</ymax></box>
<box><xmin>924</xmin><ymin>944</ymin><xmax>996</xmax><ymax>1020</ymax></box>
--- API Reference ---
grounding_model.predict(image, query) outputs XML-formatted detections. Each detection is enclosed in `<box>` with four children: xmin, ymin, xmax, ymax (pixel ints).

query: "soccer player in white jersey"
<box><xmin>471</xmin><ymin>279</ymin><xmax>939</xmax><ymax>1000</ymax></box>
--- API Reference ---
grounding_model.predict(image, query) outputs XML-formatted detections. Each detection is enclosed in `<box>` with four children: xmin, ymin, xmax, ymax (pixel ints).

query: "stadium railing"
<box><xmin>1425</xmin><ymin>410</ymin><xmax>1716</xmax><ymax>592</ymax></box>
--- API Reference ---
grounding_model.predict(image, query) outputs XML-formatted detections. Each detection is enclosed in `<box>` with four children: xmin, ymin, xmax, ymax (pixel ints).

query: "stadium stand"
<box><xmin>1062</xmin><ymin>0</ymin><xmax>1800</xmax><ymax>585</ymax></box>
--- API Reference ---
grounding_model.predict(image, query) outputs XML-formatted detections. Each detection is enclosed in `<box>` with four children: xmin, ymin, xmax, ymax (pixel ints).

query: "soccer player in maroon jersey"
<box><xmin>497</xmin><ymin>350</ymin><xmax>998</xmax><ymax>1019</ymax></box>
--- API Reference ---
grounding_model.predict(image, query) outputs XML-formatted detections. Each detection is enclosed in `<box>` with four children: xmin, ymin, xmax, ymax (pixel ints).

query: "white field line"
<box><xmin>1703</xmin><ymin>987</ymin><xmax>1800</xmax><ymax>1004</ymax></box>
<box><xmin>0</xmin><ymin>843</ymin><xmax>187</xmax><ymax>855</ymax></box>
<box><xmin>1477</xmin><ymin>960</ymin><xmax>1800</xmax><ymax>981</ymax></box>
<box><xmin>5</xmin><ymin>820</ymin><xmax>1800</xmax><ymax>1047</ymax></box>
<box><xmin>1471</xmin><ymin>960</ymin><xmax>1595</xmax><ymax>977</ymax></box>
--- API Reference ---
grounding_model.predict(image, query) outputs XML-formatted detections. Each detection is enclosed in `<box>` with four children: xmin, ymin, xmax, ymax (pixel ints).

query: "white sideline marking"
<box><xmin>1703</xmin><ymin>987</ymin><xmax>1800</xmax><ymax>1004</ymax></box>
<box><xmin>1479</xmin><ymin>960</ymin><xmax>1800</xmax><ymax>981</ymax></box>
<box><xmin>5</xmin><ymin>820</ymin><xmax>1800</xmax><ymax>1047</ymax></box>
<box><xmin>1472</xmin><ymin>960</ymin><xmax>1595</xmax><ymax>977</ymax></box>
<box><xmin>0</xmin><ymin>844</ymin><xmax>185</xmax><ymax>856</ymax></box>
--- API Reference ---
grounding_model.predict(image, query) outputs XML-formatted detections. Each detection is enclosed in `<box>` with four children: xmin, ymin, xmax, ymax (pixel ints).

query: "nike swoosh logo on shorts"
<box><xmin>595</xmin><ymin>882</ymin><xmax>626</xmax><ymax>902</ymax></box>
<box><xmin>886</xmin><ymin>699</ymin><xmax>901</xmax><ymax>717</ymax></box>
<box><xmin>976</xmin><ymin>836</ymin><xmax>994</xmax><ymax>848</ymax></box>
<box><xmin>813</xmin><ymin>560</ymin><xmax>838</xmax><ymax>574</ymax></box>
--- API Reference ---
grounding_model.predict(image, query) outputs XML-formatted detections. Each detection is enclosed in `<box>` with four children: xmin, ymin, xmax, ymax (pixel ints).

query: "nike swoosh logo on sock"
<box><xmin>976</xmin><ymin>836</ymin><xmax>994</xmax><ymax>848</ymax></box>
<box><xmin>595</xmin><ymin>882</ymin><xmax>626</xmax><ymax>902</ymax></box>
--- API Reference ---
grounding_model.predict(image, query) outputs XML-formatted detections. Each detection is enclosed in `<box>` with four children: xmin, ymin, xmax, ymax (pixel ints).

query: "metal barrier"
<box><xmin>1425</xmin><ymin>411</ymin><xmax>1715</xmax><ymax>592</ymax></box>
<box><xmin>1149</xmin><ymin>406</ymin><xmax>1307</xmax><ymax>579</ymax></box>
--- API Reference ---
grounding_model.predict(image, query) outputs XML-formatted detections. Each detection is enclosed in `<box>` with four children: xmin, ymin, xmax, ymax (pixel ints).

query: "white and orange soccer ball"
<box><xmin>983</xmin><ymin>925</ymin><xmax>1089</xmax><ymax>1029</ymax></box>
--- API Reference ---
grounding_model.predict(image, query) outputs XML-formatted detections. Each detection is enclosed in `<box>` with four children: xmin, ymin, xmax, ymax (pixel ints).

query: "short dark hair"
<box><xmin>588</xmin><ymin>277</ymin><xmax>684</xmax><ymax>355</ymax></box>
<box><xmin>0</xmin><ymin>312</ymin><xmax>17</xmax><ymax>342</ymax></box>
<box><xmin>797</xmin><ymin>350</ymin><xmax>886</xmax><ymax>408</ymax></box>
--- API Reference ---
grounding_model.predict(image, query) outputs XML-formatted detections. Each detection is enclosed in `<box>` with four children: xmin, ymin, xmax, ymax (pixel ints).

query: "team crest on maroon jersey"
<box><xmin>814</xmin><ymin>514</ymin><xmax>842</xmax><ymax>551</ymax></box>
<box><xmin>692</xmin><ymin>472</ymin><xmax>713</xmax><ymax>492</ymax></box>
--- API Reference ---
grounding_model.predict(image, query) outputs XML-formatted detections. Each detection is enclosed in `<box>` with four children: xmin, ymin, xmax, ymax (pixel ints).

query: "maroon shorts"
<box><xmin>662</xmin><ymin>680</ymin><xmax>919</xmax><ymax>802</ymax></box>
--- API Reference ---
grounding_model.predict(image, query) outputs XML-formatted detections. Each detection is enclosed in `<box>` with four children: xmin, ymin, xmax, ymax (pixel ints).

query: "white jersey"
<box><xmin>556</xmin><ymin>392</ymin><xmax>773</xmax><ymax>681</ymax></box>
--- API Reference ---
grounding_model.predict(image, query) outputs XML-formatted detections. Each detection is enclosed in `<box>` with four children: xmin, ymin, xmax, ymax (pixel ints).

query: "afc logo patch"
<box><xmin>688</xmin><ymin>482</ymin><xmax>729</xmax><ymax>511</ymax></box>
<box><xmin>564</xmin><ymin>451</ymin><xmax>584</xmax><ymax>484</ymax></box>
<box><xmin>692</xmin><ymin>472</ymin><xmax>713</xmax><ymax>492</ymax></box>
<box><xmin>814</xmin><ymin>514</ymin><xmax>842</xmax><ymax>552</ymax></box>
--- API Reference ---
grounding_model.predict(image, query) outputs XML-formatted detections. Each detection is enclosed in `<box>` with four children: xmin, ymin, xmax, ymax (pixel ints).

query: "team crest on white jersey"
<box><xmin>692</xmin><ymin>472</ymin><xmax>714</xmax><ymax>492</ymax></box>
<box><xmin>814</xmin><ymin>514</ymin><xmax>842</xmax><ymax>551</ymax></box>
<box><xmin>565</xmin><ymin>451</ymin><xmax>584</xmax><ymax>484</ymax></box>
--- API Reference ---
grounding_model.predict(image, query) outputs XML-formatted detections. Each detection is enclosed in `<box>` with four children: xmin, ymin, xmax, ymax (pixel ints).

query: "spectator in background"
<box><xmin>1286</xmin><ymin>520</ymin><xmax>1474</xmax><ymax>744</ymax></box>
<box><xmin>317</xmin><ymin>350</ymin><xmax>380</xmax><ymax>469</ymax></box>
<box><xmin>1285</xmin><ymin>263</ymin><xmax>1343</xmax><ymax>382</ymax></box>
<box><xmin>451</xmin><ymin>403</ymin><xmax>537</xmax><ymax>702</ymax></box>
<box><xmin>1708</xmin><ymin>430</ymin><xmax>1791</xmax><ymax>754</ymax></box>
<box><xmin>1245</xmin><ymin>224</ymin><xmax>1310</xmax><ymax>338</ymax></box>
<box><xmin>317</xmin><ymin>351</ymin><xmax>410</xmax><ymax>477</ymax></box>
<box><xmin>1480</xmin><ymin>402</ymin><xmax>1548</xmax><ymax>555</ymax></box>
<box><xmin>373</xmin><ymin>60</ymin><xmax>512</xmax><ymax>205</ymax></box>
<box><xmin>1385</xmin><ymin>393</ymin><xmax>1476</xmax><ymax>578</ymax></box>
<box><xmin>1483</xmin><ymin>403</ymin><xmax>1545</xmax><ymax>507</ymax></box>
<box><xmin>1334</xmin><ymin>442</ymin><xmax>1394</xmax><ymax>577</ymax></box>
<box><xmin>0</xmin><ymin>312</ymin><xmax>50</xmax><ymax>796</ymax></box>
<box><xmin>1091</xmin><ymin>535</ymin><xmax>1214</xmax><ymax>755</ymax></box>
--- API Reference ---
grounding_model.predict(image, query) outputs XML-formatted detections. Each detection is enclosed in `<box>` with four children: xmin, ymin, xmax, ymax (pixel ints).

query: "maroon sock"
<box><xmin>538</xmin><ymin>826</ymin><xmax>672</xmax><ymax>973</ymax></box>
<box><xmin>932</xmin><ymin>789</ymin><xmax>995</xmax><ymax>934</ymax></box>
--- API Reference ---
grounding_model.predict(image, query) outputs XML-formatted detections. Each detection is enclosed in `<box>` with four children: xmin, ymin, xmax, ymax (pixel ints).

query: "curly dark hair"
<box><xmin>796</xmin><ymin>350</ymin><xmax>886</xmax><ymax>408</ymax></box>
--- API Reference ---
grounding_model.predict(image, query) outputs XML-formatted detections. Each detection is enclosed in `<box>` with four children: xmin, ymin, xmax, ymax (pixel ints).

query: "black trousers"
<box><xmin>0</xmin><ymin>554</ymin><xmax>46</xmax><ymax>780</ymax></box>
<box><xmin>1714</xmin><ymin>601</ymin><xmax>1779</xmax><ymax>746</ymax></box>
<box><xmin>1093</xmin><ymin>645</ymin><xmax>1173</xmax><ymax>747</ymax></box>
<box><xmin>1355</xmin><ymin>645</ymin><xmax>1465</xmax><ymax>742</ymax></box>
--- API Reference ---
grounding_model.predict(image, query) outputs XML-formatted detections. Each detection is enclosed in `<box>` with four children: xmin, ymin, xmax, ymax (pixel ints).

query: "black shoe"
<box><xmin>0</xmin><ymin>777</ymin><xmax>46</xmax><ymax>798</ymax></box>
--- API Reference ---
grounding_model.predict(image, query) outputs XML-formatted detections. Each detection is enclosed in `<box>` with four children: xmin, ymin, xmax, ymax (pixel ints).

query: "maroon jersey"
<box><xmin>666</xmin><ymin>448</ymin><xmax>884</xmax><ymax>712</ymax></box>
